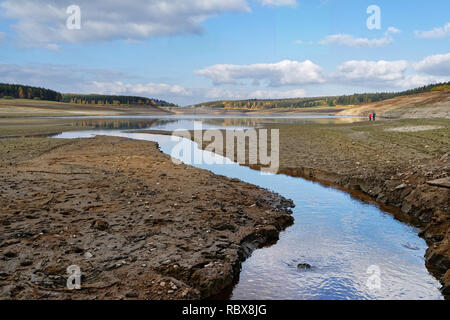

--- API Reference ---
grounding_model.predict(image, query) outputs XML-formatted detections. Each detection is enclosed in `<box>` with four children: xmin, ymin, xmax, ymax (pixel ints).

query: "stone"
<box><xmin>20</xmin><ymin>260</ymin><xmax>33</xmax><ymax>267</ymax></box>
<box><xmin>297</xmin><ymin>263</ymin><xmax>312</xmax><ymax>270</ymax></box>
<box><xmin>394</xmin><ymin>183</ymin><xmax>407</xmax><ymax>190</ymax></box>
<box><xmin>93</xmin><ymin>219</ymin><xmax>109</xmax><ymax>231</ymax></box>
<box><xmin>125</xmin><ymin>292</ymin><xmax>138</xmax><ymax>298</ymax></box>
<box><xmin>426</xmin><ymin>178</ymin><xmax>450</xmax><ymax>189</ymax></box>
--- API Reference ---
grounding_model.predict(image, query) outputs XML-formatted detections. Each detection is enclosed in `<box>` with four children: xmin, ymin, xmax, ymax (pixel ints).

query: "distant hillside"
<box><xmin>0</xmin><ymin>83</ymin><xmax>176</xmax><ymax>107</ymax></box>
<box><xmin>192</xmin><ymin>82</ymin><xmax>450</xmax><ymax>110</ymax></box>
<box><xmin>61</xmin><ymin>94</ymin><xmax>177</xmax><ymax>107</ymax></box>
<box><xmin>338</xmin><ymin>89</ymin><xmax>450</xmax><ymax>119</ymax></box>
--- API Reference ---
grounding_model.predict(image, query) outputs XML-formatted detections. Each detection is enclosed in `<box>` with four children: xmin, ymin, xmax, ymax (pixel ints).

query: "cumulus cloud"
<box><xmin>0</xmin><ymin>0</ymin><xmax>250</xmax><ymax>48</ymax></box>
<box><xmin>393</xmin><ymin>74</ymin><xmax>449</xmax><ymax>89</ymax></box>
<box><xmin>320</xmin><ymin>27</ymin><xmax>400</xmax><ymax>48</ymax></box>
<box><xmin>195</xmin><ymin>60</ymin><xmax>325</xmax><ymax>86</ymax></box>
<box><xmin>333</xmin><ymin>57</ymin><xmax>449</xmax><ymax>89</ymax></box>
<box><xmin>335</xmin><ymin>60</ymin><xmax>409</xmax><ymax>81</ymax></box>
<box><xmin>92</xmin><ymin>81</ymin><xmax>192</xmax><ymax>97</ymax></box>
<box><xmin>415</xmin><ymin>22</ymin><xmax>450</xmax><ymax>39</ymax></box>
<box><xmin>386</xmin><ymin>27</ymin><xmax>401</xmax><ymax>34</ymax></box>
<box><xmin>413</xmin><ymin>53</ymin><xmax>450</xmax><ymax>76</ymax></box>
<box><xmin>320</xmin><ymin>34</ymin><xmax>393</xmax><ymax>48</ymax></box>
<box><xmin>203</xmin><ymin>88</ymin><xmax>306</xmax><ymax>100</ymax></box>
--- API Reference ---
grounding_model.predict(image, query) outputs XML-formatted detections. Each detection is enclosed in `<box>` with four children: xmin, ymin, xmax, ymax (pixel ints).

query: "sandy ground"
<box><xmin>0</xmin><ymin>136</ymin><xmax>293</xmax><ymax>299</ymax></box>
<box><xmin>148</xmin><ymin>117</ymin><xmax>449</xmax><ymax>298</ymax></box>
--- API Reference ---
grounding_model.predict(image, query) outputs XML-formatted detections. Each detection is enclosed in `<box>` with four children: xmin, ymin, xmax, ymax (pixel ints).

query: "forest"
<box><xmin>0</xmin><ymin>83</ymin><xmax>62</xmax><ymax>101</ymax></box>
<box><xmin>61</xmin><ymin>94</ymin><xmax>176</xmax><ymax>107</ymax></box>
<box><xmin>193</xmin><ymin>82</ymin><xmax>450</xmax><ymax>110</ymax></box>
<box><xmin>0</xmin><ymin>83</ymin><xmax>176</xmax><ymax>107</ymax></box>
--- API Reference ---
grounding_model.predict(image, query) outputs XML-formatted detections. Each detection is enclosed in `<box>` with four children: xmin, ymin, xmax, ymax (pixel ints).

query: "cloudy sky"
<box><xmin>0</xmin><ymin>0</ymin><xmax>449</xmax><ymax>105</ymax></box>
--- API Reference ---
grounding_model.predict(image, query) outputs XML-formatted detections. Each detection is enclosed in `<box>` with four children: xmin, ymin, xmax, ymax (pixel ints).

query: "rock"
<box><xmin>394</xmin><ymin>183</ymin><xmax>407</xmax><ymax>190</ymax></box>
<box><xmin>4</xmin><ymin>251</ymin><xmax>17</xmax><ymax>258</ymax></box>
<box><xmin>125</xmin><ymin>292</ymin><xmax>138</xmax><ymax>298</ymax></box>
<box><xmin>74</xmin><ymin>247</ymin><xmax>84</xmax><ymax>254</ymax></box>
<box><xmin>20</xmin><ymin>260</ymin><xmax>33</xmax><ymax>267</ymax></box>
<box><xmin>426</xmin><ymin>178</ymin><xmax>450</xmax><ymax>189</ymax></box>
<box><xmin>160</xmin><ymin>282</ymin><xmax>166</xmax><ymax>287</ymax></box>
<box><xmin>297</xmin><ymin>263</ymin><xmax>312</xmax><ymax>270</ymax></box>
<box><xmin>92</xmin><ymin>219</ymin><xmax>109</xmax><ymax>231</ymax></box>
<box><xmin>84</xmin><ymin>252</ymin><xmax>93</xmax><ymax>259</ymax></box>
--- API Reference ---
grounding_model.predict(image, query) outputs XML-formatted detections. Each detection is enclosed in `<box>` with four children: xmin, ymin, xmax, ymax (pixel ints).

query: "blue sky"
<box><xmin>0</xmin><ymin>0</ymin><xmax>449</xmax><ymax>105</ymax></box>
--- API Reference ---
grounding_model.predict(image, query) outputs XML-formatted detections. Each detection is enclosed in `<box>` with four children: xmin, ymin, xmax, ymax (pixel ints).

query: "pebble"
<box><xmin>297</xmin><ymin>263</ymin><xmax>312</xmax><ymax>270</ymax></box>
<box><xmin>125</xmin><ymin>292</ymin><xmax>138</xmax><ymax>298</ymax></box>
<box><xmin>20</xmin><ymin>260</ymin><xmax>33</xmax><ymax>267</ymax></box>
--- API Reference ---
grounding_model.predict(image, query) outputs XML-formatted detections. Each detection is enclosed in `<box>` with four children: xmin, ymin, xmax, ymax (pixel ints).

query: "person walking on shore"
<box><xmin>369</xmin><ymin>113</ymin><xmax>372</xmax><ymax>121</ymax></box>
<box><xmin>373</xmin><ymin>112</ymin><xmax>376</xmax><ymax>121</ymax></box>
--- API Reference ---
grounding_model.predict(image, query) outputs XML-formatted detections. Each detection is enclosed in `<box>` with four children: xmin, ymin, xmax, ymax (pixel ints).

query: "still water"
<box><xmin>54</xmin><ymin>116</ymin><xmax>443</xmax><ymax>300</ymax></box>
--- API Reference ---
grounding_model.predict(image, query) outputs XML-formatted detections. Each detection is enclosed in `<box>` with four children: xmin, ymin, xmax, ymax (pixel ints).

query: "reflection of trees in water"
<box><xmin>202</xmin><ymin>118</ymin><xmax>361</xmax><ymax>127</ymax></box>
<box><xmin>73</xmin><ymin>119</ymin><xmax>175</xmax><ymax>130</ymax></box>
<box><xmin>203</xmin><ymin>118</ymin><xmax>263</xmax><ymax>127</ymax></box>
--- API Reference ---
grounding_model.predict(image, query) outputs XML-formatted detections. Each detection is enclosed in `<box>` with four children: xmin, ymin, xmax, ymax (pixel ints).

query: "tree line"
<box><xmin>61</xmin><ymin>94</ymin><xmax>176</xmax><ymax>107</ymax></box>
<box><xmin>194</xmin><ymin>82</ymin><xmax>450</xmax><ymax>110</ymax></box>
<box><xmin>0</xmin><ymin>83</ymin><xmax>62</xmax><ymax>101</ymax></box>
<box><xmin>0</xmin><ymin>83</ymin><xmax>176</xmax><ymax>107</ymax></box>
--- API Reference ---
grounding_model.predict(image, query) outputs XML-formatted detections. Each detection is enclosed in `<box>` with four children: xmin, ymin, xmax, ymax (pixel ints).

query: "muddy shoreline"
<box><xmin>0</xmin><ymin>136</ymin><xmax>294</xmax><ymax>299</ymax></box>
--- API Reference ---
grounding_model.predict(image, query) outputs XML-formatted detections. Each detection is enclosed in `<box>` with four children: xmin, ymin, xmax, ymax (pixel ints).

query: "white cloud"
<box><xmin>335</xmin><ymin>60</ymin><xmax>409</xmax><ymax>81</ymax></box>
<box><xmin>322</xmin><ymin>34</ymin><xmax>392</xmax><ymax>48</ymax></box>
<box><xmin>413</xmin><ymin>53</ymin><xmax>450</xmax><ymax>76</ymax></box>
<box><xmin>393</xmin><ymin>74</ymin><xmax>449</xmax><ymax>89</ymax></box>
<box><xmin>333</xmin><ymin>57</ymin><xmax>450</xmax><ymax>89</ymax></box>
<box><xmin>257</xmin><ymin>0</ymin><xmax>297</xmax><ymax>6</ymax></box>
<box><xmin>92</xmin><ymin>81</ymin><xmax>192</xmax><ymax>97</ymax></box>
<box><xmin>0</xmin><ymin>0</ymin><xmax>250</xmax><ymax>48</ymax></box>
<box><xmin>386</xmin><ymin>27</ymin><xmax>401</xmax><ymax>34</ymax></box>
<box><xmin>320</xmin><ymin>27</ymin><xmax>400</xmax><ymax>48</ymax></box>
<box><xmin>203</xmin><ymin>88</ymin><xmax>306</xmax><ymax>100</ymax></box>
<box><xmin>196</xmin><ymin>60</ymin><xmax>325</xmax><ymax>86</ymax></box>
<box><xmin>320</xmin><ymin>34</ymin><xmax>392</xmax><ymax>48</ymax></box>
<box><xmin>415</xmin><ymin>22</ymin><xmax>450</xmax><ymax>39</ymax></box>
